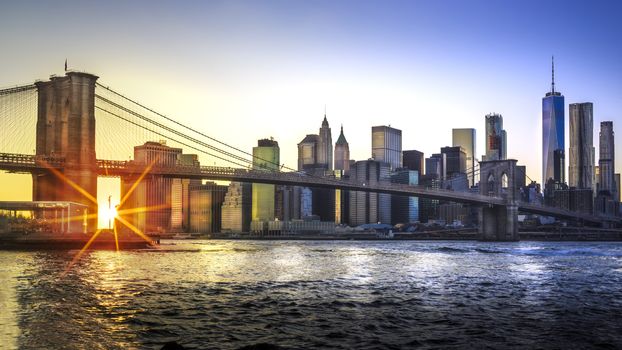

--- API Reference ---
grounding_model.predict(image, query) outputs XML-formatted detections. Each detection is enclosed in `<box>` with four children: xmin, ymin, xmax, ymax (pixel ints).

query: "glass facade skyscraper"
<box><xmin>372</xmin><ymin>125</ymin><xmax>402</xmax><ymax>170</ymax></box>
<box><xmin>542</xmin><ymin>58</ymin><xmax>565</xmax><ymax>187</ymax></box>
<box><xmin>452</xmin><ymin>128</ymin><xmax>476</xmax><ymax>187</ymax></box>
<box><xmin>252</xmin><ymin>138</ymin><xmax>280</xmax><ymax>221</ymax></box>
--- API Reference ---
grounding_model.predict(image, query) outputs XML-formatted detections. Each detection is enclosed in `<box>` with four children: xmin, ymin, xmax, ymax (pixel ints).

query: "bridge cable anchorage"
<box><xmin>94</xmin><ymin>105</ymin><xmax>252</xmax><ymax>169</ymax></box>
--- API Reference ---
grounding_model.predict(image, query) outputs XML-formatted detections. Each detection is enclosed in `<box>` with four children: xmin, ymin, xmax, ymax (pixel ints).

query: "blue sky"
<box><xmin>1</xmin><ymin>0</ymin><xmax>621</xmax><ymax>215</ymax></box>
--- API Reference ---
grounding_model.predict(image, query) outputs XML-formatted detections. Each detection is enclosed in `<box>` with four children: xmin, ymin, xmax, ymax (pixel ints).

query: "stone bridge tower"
<box><xmin>33</xmin><ymin>72</ymin><xmax>99</xmax><ymax>232</ymax></box>
<box><xmin>478</xmin><ymin>159</ymin><xmax>519</xmax><ymax>241</ymax></box>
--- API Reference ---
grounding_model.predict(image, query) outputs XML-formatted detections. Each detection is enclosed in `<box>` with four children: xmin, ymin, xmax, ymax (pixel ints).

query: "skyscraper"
<box><xmin>403</xmin><ymin>150</ymin><xmax>424</xmax><ymax>174</ymax></box>
<box><xmin>334</xmin><ymin>125</ymin><xmax>350</xmax><ymax>172</ymax></box>
<box><xmin>221</xmin><ymin>182</ymin><xmax>252</xmax><ymax>233</ymax></box>
<box><xmin>297</xmin><ymin>114</ymin><xmax>333</xmax><ymax>171</ymax></box>
<box><xmin>542</xmin><ymin>57</ymin><xmax>565</xmax><ymax>186</ymax></box>
<box><xmin>296</xmin><ymin>115</ymin><xmax>336</xmax><ymax>221</ymax></box>
<box><xmin>568</xmin><ymin>103</ymin><xmax>595</xmax><ymax>189</ymax></box>
<box><xmin>120</xmin><ymin>141</ymin><xmax>183</xmax><ymax>234</ymax></box>
<box><xmin>372</xmin><ymin>125</ymin><xmax>402</xmax><ymax>170</ymax></box>
<box><xmin>348</xmin><ymin>159</ymin><xmax>391</xmax><ymax>225</ymax></box>
<box><xmin>452</xmin><ymin>128</ymin><xmax>476</xmax><ymax>186</ymax></box>
<box><xmin>484</xmin><ymin>113</ymin><xmax>506</xmax><ymax>161</ymax></box>
<box><xmin>252</xmin><ymin>138</ymin><xmax>279</xmax><ymax>221</ymax></box>
<box><xmin>598</xmin><ymin>121</ymin><xmax>616</xmax><ymax>196</ymax></box>
<box><xmin>317</xmin><ymin>114</ymin><xmax>333</xmax><ymax>170</ymax></box>
<box><xmin>425</xmin><ymin>153</ymin><xmax>446</xmax><ymax>180</ymax></box>
<box><xmin>595</xmin><ymin>121</ymin><xmax>617</xmax><ymax>215</ymax></box>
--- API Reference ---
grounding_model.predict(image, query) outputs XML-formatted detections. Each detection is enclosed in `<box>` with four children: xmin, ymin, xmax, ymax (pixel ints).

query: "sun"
<box><xmin>98</xmin><ymin>203</ymin><xmax>118</xmax><ymax>229</ymax></box>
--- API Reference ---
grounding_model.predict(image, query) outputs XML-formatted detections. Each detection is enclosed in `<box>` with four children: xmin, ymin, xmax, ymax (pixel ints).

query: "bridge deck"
<box><xmin>0</xmin><ymin>152</ymin><xmax>616</xmax><ymax>224</ymax></box>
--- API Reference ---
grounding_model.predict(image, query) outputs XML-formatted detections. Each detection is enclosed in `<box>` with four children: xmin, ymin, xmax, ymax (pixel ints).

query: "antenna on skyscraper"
<box><xmin>551</xmin><ymin>55</ymin><xmax>555</xmax><ymax>94</ymax></box>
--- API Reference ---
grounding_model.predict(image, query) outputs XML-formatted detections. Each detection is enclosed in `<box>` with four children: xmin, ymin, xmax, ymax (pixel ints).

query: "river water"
<box><xmin>1</xmin><ymin>240</ymin><xmax>622</xmax><ymax>349</ymax></box>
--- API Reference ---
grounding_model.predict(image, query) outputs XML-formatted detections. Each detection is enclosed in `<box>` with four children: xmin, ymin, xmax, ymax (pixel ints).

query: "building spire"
<box><xmin>551</xmin><ymin>55</ymin><xmax>555</xmax><ymax>94</ymax></box>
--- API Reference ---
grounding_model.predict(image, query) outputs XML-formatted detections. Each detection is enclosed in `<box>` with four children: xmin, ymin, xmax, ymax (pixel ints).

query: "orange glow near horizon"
<box><xmin>35</xmin><ymin>159</ymin><xmax>163</xmax><ymax>275</ymax></box>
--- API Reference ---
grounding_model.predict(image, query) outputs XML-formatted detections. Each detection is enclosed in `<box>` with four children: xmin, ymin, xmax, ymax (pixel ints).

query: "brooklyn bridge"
<box><xmin>0</xmin><ymin>71</ymin><xmax>617</xmax><ymax>241</ymax></box>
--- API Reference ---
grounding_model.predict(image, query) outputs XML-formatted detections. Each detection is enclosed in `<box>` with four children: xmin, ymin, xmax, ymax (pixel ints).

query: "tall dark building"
<box><xmin>391</xmin><ymin>170</ymin><xmax>419</xmax><ymax>224</ymax></box>
<box><xmin>425</xmin><ymin>153</ymin><xmax>446</xmax><ymax>180</ymax></box>
<box><xmin>418</xmin><ymin>174</ymin><xmax>441</xmax><ymax>223</ymax></box>
<box><xmin>569</xmin><ymin>103</ymin><xmax>595</xmax><ymax>190</ymax></box>
<box><xmin>403</xmin><ymin>150</ymin><xmax>424</xmax><ymax>174</ymax></box>
<box><xmin>542</xmin><ymin>57</ymin><xmax>565</xmax><ymax>187</ymax></box>
<box><xmin>441</xmin><ymin>146</ymin><xmax>467</xmax><ymax>176</ymax></box>
<box><xmin>598</xmin><ymin>121</ymin><xmax>616</xmax><ymax>196</ymax></box>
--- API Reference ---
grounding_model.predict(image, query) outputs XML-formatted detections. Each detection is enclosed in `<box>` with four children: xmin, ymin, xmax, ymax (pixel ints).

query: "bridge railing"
<box><xmin>0</xmin><ymin>153</ymin><xmax>65</xmax><ymax>168</ymax></box>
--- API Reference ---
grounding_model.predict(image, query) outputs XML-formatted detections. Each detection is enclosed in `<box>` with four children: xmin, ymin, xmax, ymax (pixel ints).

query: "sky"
<box><xmin>1</xmin><ymin>0</ymin><xmax>621</xmax><ymax>225</ymax></box>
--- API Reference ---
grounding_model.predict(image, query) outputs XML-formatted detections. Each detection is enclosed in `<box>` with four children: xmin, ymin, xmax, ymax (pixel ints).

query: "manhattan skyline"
<box><xmin>1</xmin><ymin>0</ymin><xmax>621</xmax><ymax>207</ymax></box>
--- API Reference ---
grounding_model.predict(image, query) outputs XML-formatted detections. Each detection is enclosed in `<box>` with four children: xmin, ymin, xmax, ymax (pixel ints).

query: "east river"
<box><xmin>1</xmin><ymin>240</ymin><xmax>622</xmax><ymax>349</ymax></box>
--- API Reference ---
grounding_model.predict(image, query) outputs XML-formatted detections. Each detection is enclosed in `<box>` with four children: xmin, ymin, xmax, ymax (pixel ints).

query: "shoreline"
<box><xmin>2</xmin><ymin>229</ymin><xmax>622</xmax><ymax>251</ymax></box>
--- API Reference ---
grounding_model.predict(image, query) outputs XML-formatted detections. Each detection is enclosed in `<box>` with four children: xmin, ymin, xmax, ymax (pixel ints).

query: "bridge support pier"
<box><xmin>478</xmin><ymin>159</ymin><xmax>519</xmax><ymax>242</ymax></box>
<box><xmin>479</xmin><ymin>204</ymin><xmax>518</xmax><ymax>241</ymax></box>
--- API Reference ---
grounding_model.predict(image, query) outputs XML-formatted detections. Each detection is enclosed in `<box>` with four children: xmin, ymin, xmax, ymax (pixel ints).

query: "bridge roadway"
<box><xmin>0</xmin><ymin>152</ymin><xmax>615</xmax><ymax>224</ymax></box>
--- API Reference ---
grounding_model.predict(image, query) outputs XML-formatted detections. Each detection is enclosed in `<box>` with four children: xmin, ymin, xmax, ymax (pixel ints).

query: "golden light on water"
<box><xmin>39</xmin><ymin>158</ymin><xmax>163</xmax><ymax>275</ymax></box>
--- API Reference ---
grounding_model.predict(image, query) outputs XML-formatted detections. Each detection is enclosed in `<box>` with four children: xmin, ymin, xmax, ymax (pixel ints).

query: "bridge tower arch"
<box><xmin>478</xmin><ymin>159</ymin><xmax>518</xmax><ymax>241</ymax></box>
<box><xmin>33</xmin><ymin>72</ymin><xmax>99</xmax><ymax>231</ymax></box>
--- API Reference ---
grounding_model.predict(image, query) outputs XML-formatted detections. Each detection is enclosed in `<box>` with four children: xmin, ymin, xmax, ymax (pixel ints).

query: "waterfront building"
<box><xmin>484</xmin><ymin>113</ymin><xmax>506</xmax><ymax>161</ymax></box>
<box><xmin>171</xmin><ymin>154</ymin><xmax>201</xmax><ymax>232</ymax></box>
<box><xmin>334</xmin><ymin>125</ymin><xmax>350</xmax><ymax>172</ymax></box>
<box><xmin>252</xmin><ymin>138</ymin><xmax>279</xmax><ymax>221</ymax></box>
<box><xmin>595</xmin><ymin>121</ymin><xmax>618</xmax><ymax>215</ymax></box>
<box><xmin>372</xmin><ymin>126</ymin><xmax>402</xmax><ymax>170</ymax></box>
<box><xmin>418</xmin><ymin>174</ymin><xmax>441</xmax><ymax>222</ymax></box>
<box><xmin>569</xmin><ymin>103</ymin><xmax>595</xmax><ymax>190</ymax></box>
<box><xmin>438</xmin><ymin>203</ymin><xmax>471</xmax><ymax>226</ymax></box>
<box><xmin>348</xmin><ymin>159</ymin><xmax>391</xmax><ymax>225</ymax></box>
<box><xmin>391</xmin><ymin>169</ymin><xmax>419</xmax><ymax>224</ymax></box>
<box><xmin>452</xmin><ymin>128</ymin><xmax>476</xmax><ymax>186</ymax></box>
<box><xmin>189</xmin><ymin>182</ymin><xmax>227</xmax><ymax>233</ymax></box>
<box><xmin>221</xmin><ymin>182</ymin><xmax>252</xmax><ymax>233</ymax></box>
<box><xmin>542</xmin><ymin>57</ymin><xmax>565</xmax><ymax>186</ymax></box>
<box><xmin>120</xmin><ymin>141</ymin><xmax>181</xmax><ymax>234</ymax></box>
<box><xmin>403</xmin><ymin>150</ymin><xmax>424</xmax><ymax>174</ymax></box>
<box><xmin>548</xmin><ymin>184</ymin><xmax>593</xmax><ymax>214</ymax></box>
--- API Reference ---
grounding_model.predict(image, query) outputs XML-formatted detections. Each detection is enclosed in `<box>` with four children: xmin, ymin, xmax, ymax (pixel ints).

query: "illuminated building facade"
<box><xmin>252</xmin><ymin>138</ymin><xmax>280</xmax><ymax>221</ymax></box>
<box><xmin>372</xmin><ymin>125</ymin><xmax>402</xmax><ymax>170</ymax></box>
<box><xmin>121</xmin><ymin>141</ymin><xmax>181</xmax><ymax>234</ymax></box>
<box><xmin>452</xmin><ymin>128</ymin><xmax>476</xmax><ymax>186</ymax></box>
